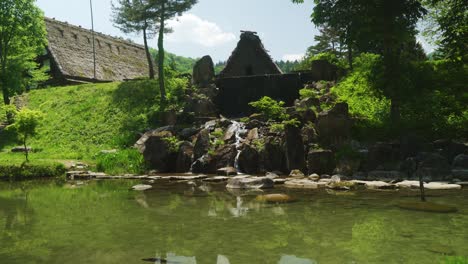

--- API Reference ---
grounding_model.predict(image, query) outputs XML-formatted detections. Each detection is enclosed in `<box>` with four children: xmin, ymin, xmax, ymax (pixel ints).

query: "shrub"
<box><xmin>6</xmin><ymin>108</ymin><xmax>44</xmax><ymax>161</ymax></box>
<box><xmin>95</xmin><ymin>149</ymin><xmax>145</xmax><ymax>175</ymax></box>
<box><xmin>249</xmin><ymin>96</ymin><xmax>288</xmax><ymax>121</ymax></box>
<box><xmin>0</xmin><ymin>162</ymin><xmax>66</xmax><ymax>180</ymax></box>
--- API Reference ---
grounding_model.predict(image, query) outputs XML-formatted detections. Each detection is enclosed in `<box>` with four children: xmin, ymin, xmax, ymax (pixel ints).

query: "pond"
<box><xmin>0</xmin><ymin>179</ymin><xmax>467</xmax><ymax>264</ymax></box>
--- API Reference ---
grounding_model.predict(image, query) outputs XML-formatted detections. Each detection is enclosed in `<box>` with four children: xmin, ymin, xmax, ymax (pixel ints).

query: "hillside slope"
<box><xmin>0</xmin><ymin>81</ymin><xmax>160</xmax><ymax>168</ymax></box>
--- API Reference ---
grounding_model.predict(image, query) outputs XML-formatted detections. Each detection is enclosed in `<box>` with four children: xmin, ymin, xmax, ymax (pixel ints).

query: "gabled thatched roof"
<box><xmin>219</xmin><ymin>31</ymin><xmax>282</xmax><ymax>78</ymax></box>
<box><xmin>44</xmin><ymin>17</ymin><xmax>149</xmax><ymax>82</ymax></box>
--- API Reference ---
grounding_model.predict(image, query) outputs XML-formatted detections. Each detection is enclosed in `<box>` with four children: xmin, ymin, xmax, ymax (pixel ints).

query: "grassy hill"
<box><xmin>0</xmin><ymin>80</ymin><xmax>167</xmax><ymax>173</ymax></box>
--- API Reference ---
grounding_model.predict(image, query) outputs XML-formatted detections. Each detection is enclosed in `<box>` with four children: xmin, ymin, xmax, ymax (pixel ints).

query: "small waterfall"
<box><xmin>230</xmin><ymin>120</ymin><xmax>247</xmax><ymax>172</ymax></box>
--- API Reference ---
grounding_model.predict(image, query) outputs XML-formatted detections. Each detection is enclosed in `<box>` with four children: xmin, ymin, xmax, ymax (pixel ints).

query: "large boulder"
<box><xmin>307</xmin><ymin>149</ymin><xmax>335</xmax><ymax>175</ymax></box>
<box><xmin>261</xmin><ymin>136</ymin><xmax>287</xmax><ymax>174</ymax></box>
<box><xmin>238</xmin><ymin>144</ymin><xmax>259</xmax><ymax>174</ymax></box>
<box><xmin>366</xmin><ymin>142</ymin><xmax>401</xmax><ymax>170</ymax></box>
<box><xmin>213</xmin><ymin>145</ymin><xmax>238</xmax><ymax>169</ymax></box>
<box><xmin>192</xmin><ymin>155</ymin><xmax>216</xmax><ymax>174</ymax></box>
<box><xmin>453</xmin><ymin>154</ymin><xmax>468</xmax><ymax>169</ymax></box>
<box><xmin>185</xmin><ymin>96</ymin><xmax>218</xmax><ymax>117</ymax></box>
<box><xmin>192</xmin><ymin>55</ymin><xmax>215</xmax><ymax>87</ymax></box>
<box><xmin>415</xmin><ymin>152</ymin><xmax>452</xmax><ymax>181</ymax></box>
<box><xmin>138</xmin><ymin>131</ymin><xmax>177</xmax><ymax>172</ymax></box>
<box><xmin>285</xmin><ymin>125</ymin><xmax>306</xmax><ymax>172</ymax></box>
<box><xmin>193</xmin><ymin>129</ymin><xmax>210</xmax><ymax>160</ymax></box>
<box><xmin>175</xmin><ymin>141</ymin><xmax>194</xmax><ymax>173</ymax></box>
<box><xmin>316</xmin><ymin>102</ymin><xmax>351</xmax><ymax>146</ymax></box>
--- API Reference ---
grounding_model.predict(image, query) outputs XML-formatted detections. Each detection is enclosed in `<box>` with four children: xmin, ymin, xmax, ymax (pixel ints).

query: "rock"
<box><xmin>217</xmin><ymin>167</ymin><xmax>237</xmax><ymax>176</ymax></box>
<box><xmin>327</xmin><ymin>181</ymin><xmax>356</xmax><ymax>190</ymax></box>
<box><xmin>11</xmin><ymin>146</ymin><xmax>32</xmax><ymax>153</ymax></box>
<box><xmin>161</xmin><ymin>110</ymin><xmax>177</xmax><ymax>126</ymax></box>
<box><xmin>186</xmin><ymin>96</ymin><xmax>218</xmax><ymax>117</ymax></box>
<box><xmin>226</xmin><ymin>176</ymin><xmax>274</xmax><ymax>189</ymax></box>
<box><xmin>364</xmin><ymin>181</ymin><xmax>396</xmax><ymax>190</ymax></box>
<box><xmin>424</xmin><ymin>182</ymin><xmax>461</xmax><ymax>190</ymax></box>
<box><xmin>192</xmin><ymin>155</ymin><xmax>216</xmax><ymax>174</ymax></box>
<box><xmin>433</xmin><ymin>139</ymin><xmax>468</xmax><ymax>162</ymax></box>
<box><xmin>194</xmin><ymin>129</ymin><xmax>210</xmax><ymax>160</ymax></box>
<box><xmin>453</xmin><ymin>154</ymin><xmax>468</xmax><ymax>169</ymax></box>
<box><xmin>213</xmin><ymin>145</ymin><xmax>237</xmax><ymax>169</ymax></box>
<box><xmin>367</xmin><ymin>142</ymin><xmax>401</xmax><ymax>171</ymax></box>
<box><xmin>415</xmin><ymin>152</ymin><xmax>452</xmax><ymax>181</ymax></box>
<box><xmin>367</xmin><ymin>170</ymin><xmax>403</xmax><ymax>181</ymax></box>
<box><xmin>167</xmin><ymin>175</ymin><xmax>208</xmax><ymax>181</ymax></box>
<box><xmin>299</xmin><ymin>109</ymin><xmax>317</xmax><ymax>124</ymax></box>
<box><xmin>203</xmin><ymin>120</ymin><xmax>217</xmax><ymax>130</ymax></box>
<box><xmin>261</xmin><ymin>136</ymin><xmax>287</xmax><ymax>173</ymax></box>
<box><xmin>284</xmin><ymin>179</ymin><xmax>320</xmax><ymax>189</ymax></box>
<box><xmin>273</xmin><ymin>178</ymin><xmax>287</xmax><ymax>184</ymax></box>
<box><xmin>289</xmin><ymin>169</ymin><xmax>305</xmax><ymax>178</ymax></box>
<box><xmin>398</xmin><ymin>201</ymin><xmax>457</xmax><ymax>213</ymax></box>
<box><xmin>316</xmin><ymin>102</ymin><xmax>351</xmax><ymax>145</ymax></box>
<box><xmin>223</xmin><ymin>123</ymin><xmax>238</xmax><ymax>141</ymax></box>
<box><xmin>256</xmin><ymin>194</ymin><xmax>296</xmax><ymax>203</ymax></box>
<box><xmin>330</xmin><ymin>175</ymin><xmax>341</xmax><ymax>183</ymax></box>
<box><xmin>452</xmin><ymin>169</ymin><xmax>468</xmax><ymax>180</ymax></box>
<box><xmin>301</xmin><ymin>125</ymin><xmax>318</xmax><ymax>145</ymax></box>
<box><xmin>295</xmin><ymin>97</ymin><xmax>319</xmax><ymax>110</ymax></box>
<box><xmin>238</xmin><ymin>144</ymin><xmax>259</xmax><ymax>174</ymax></box>
<box><xmin>100</xmin><ymin>149</ymin><xmax>118</xmax><ymax>154</ymax></box>
<box><xmin>308</xmin><ymin>173</ymin><xmax>320</xmax><ymax>181</ymax></box>
<box><xmin>246</xmin><ymin>128</ymin><xmax>259</xmax><ymax>141</ymax></box>
<box><xmin>285</xmin><ymin>125</ymin><xmax>306</xmax><ymax>172</ymax></box>
<box><xmin>138</xmin><ymin>131</ymin><xmax>177</xmax><ymax>172</ymax></box>
<box><xmin>131</xmin><ymin>184</ymin><xmax>153</xmax><ymax>191</ymax></box>
<box><xmin>245</xmin><ymin>119</ymin><xmax>264</xmax><ymax>130</ymax></box>
<box><xmin>266</xmin><ymin>172</ymin><xmax>279</xmax><ymax>179</ymax></box>
<box><xmin>307</xmin><ymin>149</ymin><xmax>335</xmax><ymax>175</ymax></box>
<box><xmin>175</xmin><ymin>141</ymin><xmax>194</xmax><ymax>173</ymax></box>
<box><xmin>179</xmin><ymin>127</ymin><xmax>200</xmax><ymax>140</ymax></box>
<box><xmin>203</xmin><ymin>176</ymin><xmax>229</xmax><ymax>182</ymax></box>
<box><xmin>396</xmin><ymin>180</ymin><xmax>422</xmax><ymax>189</ymax></box>
<box><xmin>192</xmin><ymin>55</ymin><xmax>215</xmax><ymax>87</ymax></box>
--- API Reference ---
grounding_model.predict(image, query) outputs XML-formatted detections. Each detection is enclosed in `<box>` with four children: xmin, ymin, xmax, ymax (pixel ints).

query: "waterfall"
<box><xmin>230</xmin><ymin>120</ymin><xmax>247</xmax><ymax>172</ymax></box>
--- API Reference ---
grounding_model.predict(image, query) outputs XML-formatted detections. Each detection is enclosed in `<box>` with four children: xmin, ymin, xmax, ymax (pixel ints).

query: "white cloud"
<box><xmin>282</xmin><ymin>53</ymin><xmax>304</xmax><ymax>61</ymax></box>
<box><xmin>167</xmin><ymin>14</ymin><xmax>236</xmax><ymax>47</ymax></box>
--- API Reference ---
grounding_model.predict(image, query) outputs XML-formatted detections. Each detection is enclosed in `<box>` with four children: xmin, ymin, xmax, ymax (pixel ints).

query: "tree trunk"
<box><xmin>157</xmin><ymin>2</ymin><xmax>167</xmax><ymax>106</ymax></box>
<box><xmin>1</xmin><ymin>62</ymin><xmax>12</xmax><ymax>122</ymax></box>
<box><xmin>418</xmin><ymin>170</ymin><xmax>426</xmax><ymax>202</ymax></box>
<box><xmin>23</xmin><ymin>135</ymin><xmax>29</xmax><ymax>162</ymax></box>
<box><xmin>143</xmin><ymin>26</ymin><xmax>155</xmax><ymax>79</ymax></box>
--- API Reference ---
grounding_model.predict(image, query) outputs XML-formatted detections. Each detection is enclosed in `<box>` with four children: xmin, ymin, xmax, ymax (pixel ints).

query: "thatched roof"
<box><xmin>44</xmin><ymin>17</ymin><xmax>149</xmax><ymax>82</ymax></box>
<box><xmin>219</xmin><ymin>31</ymin><xmax>282</xmax><ymax>78</ymax></box>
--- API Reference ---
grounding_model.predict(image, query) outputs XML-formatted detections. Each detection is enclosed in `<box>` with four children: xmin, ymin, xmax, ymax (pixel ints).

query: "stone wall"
<box><xmin>216</xmin><ymin>72</ymin><xmax>316</xmax><ymax>117</ymax></box>
<box><xmin>44</xmin><ymin>17</ymin><xmax>149</xmax><ymax>82</ymax></box>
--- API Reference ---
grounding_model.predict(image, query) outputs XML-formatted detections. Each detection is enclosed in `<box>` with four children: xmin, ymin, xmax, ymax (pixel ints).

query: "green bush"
<box><xmin>296</xmin><ymin>52</ymin><xmax>348</xmax><ymax>71</ymax></box>
<box><xmin>0</xmin><ymin>162</ymin><xmax>66</xmax><ymax>180</ymax></box>
<box><xmin>249</xmin><ymin>96</ymin><xmax>288</xmax><ymax>121</ymax></box>
<box><xmin>95</xmin><ymin>149</ymin><xmax>145</xmax><ymax>175</ymax></box>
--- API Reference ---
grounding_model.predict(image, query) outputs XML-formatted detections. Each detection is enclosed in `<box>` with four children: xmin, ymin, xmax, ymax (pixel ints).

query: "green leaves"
<box><xmin>249</xmin><ymin>96</ymin><xmax>288</xmax><ymax>121</ymax></box>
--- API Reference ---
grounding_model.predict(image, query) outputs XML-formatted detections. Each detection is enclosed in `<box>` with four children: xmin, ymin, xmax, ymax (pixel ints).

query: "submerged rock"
<box><xmin>256</xmin><ymin>193</ymin><xmax>296</xmax><ymax>203</ymax></box>
<box><xmin>217</xmin><ymin>167</ymin><xmax>238</xmax><ymax>176</ymax></box>
<box><xmin>284</xmin><ymin>179</ymin><xmax>321</xmax><ymax>189</ymax></box>
<box><xmin>289</xmin><ymin>169</ymin><xmax>305</xmax><ymax>178</ymax></box>
<box><xmin>398</xmin><ymin>201</ymin><xmax>457</xmax><ymax>213</ymax></box>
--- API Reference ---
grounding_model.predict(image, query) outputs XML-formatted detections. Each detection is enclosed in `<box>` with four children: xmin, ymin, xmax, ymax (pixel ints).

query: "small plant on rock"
<box><xmin>249</xmin><ymin>96</ymin><xmax>288</xmax><ymax>121</ymax></box>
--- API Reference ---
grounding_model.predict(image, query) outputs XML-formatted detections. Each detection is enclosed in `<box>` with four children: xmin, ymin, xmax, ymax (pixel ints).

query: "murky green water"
<box><xmin>1</xmin><ymin>179</ymin><xmax>467</xmax><ymax>264</ymax></box>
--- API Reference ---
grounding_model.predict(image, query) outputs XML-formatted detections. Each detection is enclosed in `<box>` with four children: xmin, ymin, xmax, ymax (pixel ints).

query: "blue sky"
<box><xmin>36</xmin><ymin>0</ymin><xmax>317</xmax><ymax>62</ymax></box>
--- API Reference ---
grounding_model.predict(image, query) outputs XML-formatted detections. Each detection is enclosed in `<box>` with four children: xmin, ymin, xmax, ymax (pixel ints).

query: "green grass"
<box><xmin>0</xmin><ymin>80</ymin><xmax>165</xmax><ymax>174</ymax></box>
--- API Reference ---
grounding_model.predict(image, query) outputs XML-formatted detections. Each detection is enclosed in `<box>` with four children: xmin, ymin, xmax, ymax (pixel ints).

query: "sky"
<box><xmin>36</xmin><ymin>0</ymin><xmax>317</xmax><ymax>62</ymax></box>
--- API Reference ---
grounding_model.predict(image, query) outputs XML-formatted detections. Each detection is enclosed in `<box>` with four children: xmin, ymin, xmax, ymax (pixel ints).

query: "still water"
<box><xmin>0</xmin><ymin>179</ymin><xmax>467</xmax><ymax>264</ymax></box>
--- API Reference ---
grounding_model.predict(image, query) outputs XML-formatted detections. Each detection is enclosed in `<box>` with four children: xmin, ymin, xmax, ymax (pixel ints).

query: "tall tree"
<box><xmin>0</xmin><ymin>0</ymin><xmax>46</xmax><ymax>108</ymax></box>
<box><xmin>112</xmin><ymin>0</ymin><xmax>157</xmax><ymax>79</ymax></box>
<box><xmin>293</xmin><ymin>0</ymin><xmax>426</xmax><ymax>125</ymax></box>
<box><xmin>306</xmin><ymin>25</ymin><xmax>345</xmax><ymax>58</ymax></box>
<box><xmin>421</xmin><ymin>0</ymin><xmax>467</xmax><ymax>62</ymax></box>
<box><xmin>147</xmin><ymin>0</ymin><xmax>197</xmax><ymax>105</ymax></box>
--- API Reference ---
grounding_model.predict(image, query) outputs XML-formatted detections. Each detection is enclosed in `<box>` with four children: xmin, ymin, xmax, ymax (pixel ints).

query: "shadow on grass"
<box><xmin>0</xmin><ymin>128</ymin><xmax>19</xmax><ymax>152</ymax></box>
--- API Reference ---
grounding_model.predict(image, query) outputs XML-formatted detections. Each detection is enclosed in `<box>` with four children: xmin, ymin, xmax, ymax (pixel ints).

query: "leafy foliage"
<box><xmin>249</xmin><ymin>96</ymin><xmax>287</xmax><ymax>121</ymax></box>
<box><xmin>0</xmin><ymin>0</ymin><xmax>47</xmax><ymax>107</ymax></box>
<box><xmin>95</xmin><ymin>149</ymin><xmax>145</xmax><ymax>175</ymax></box>
<box><xmin>7</xmin><ymin>108</ymin><xmax>44</xmax><ymax>161</ymax></box>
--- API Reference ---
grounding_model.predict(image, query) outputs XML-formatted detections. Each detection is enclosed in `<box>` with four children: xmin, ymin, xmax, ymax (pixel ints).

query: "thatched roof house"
<box><xmin>219</xmin><ymin>31</ymin><xmax>282</xmax><ymax>78</ymax></box>
<box><xmin>43</xmin><ymin>17</ymin><xmax>149</xmax><ymax>84</ymax></box>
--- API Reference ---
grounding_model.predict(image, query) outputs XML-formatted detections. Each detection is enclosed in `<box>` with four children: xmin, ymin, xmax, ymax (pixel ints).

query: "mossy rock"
<box><xmin>256</xmin><ymin>193</ymin><xmax>296</xmax><ymax>203</ymax></box>
<box><xmin>398</xmin><ymin>201</ymin><xmax>458</xmax><ymax>213</ymax></box>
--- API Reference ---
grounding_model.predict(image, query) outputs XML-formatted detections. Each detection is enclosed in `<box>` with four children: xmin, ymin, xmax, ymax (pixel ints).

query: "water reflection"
<box><xmin>141</xmin><ymin>253</ymin><xmax>316</xmax><ymax>264</ymax></box>
<box><xmin>229</xmin><ymin>196</ymin><xmax>249</xmax><ymax>217</ymax></box>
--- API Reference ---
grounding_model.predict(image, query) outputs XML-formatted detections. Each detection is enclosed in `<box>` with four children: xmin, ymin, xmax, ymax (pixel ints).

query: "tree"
<box><xmin>112</xmin><ymin>0</ymin><xmax>158</xmax><ymax>79</ymax></box>
<box><xmin>0</xmin><ymin>0</ymin><xmax>46</xmax><ymax>110</ymax></box>
<box><xmin>7</xmin><ymin>108</ymin><xmax>43</xmax><ymax>162</ymax></box>
<box><xmin>147</xmin><ymin>0</ymin><xmax>197</xmax><ymax>105</ymax></box>
<box><xmin>421</xmin><ymin>0</ymin><xmax>467</xmax><ymax>62</ymax></box>
<box><xmin>306</xmin><ymin>25</ymin><xmax>345</xmax><ymax>58</ymax></box>
<box><xmin>293</xmin><ymin>0</ymin><xmax>426</xmax><ymax>125</ymax></box>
